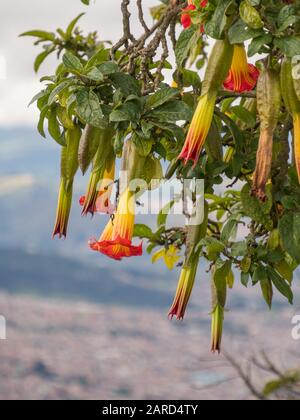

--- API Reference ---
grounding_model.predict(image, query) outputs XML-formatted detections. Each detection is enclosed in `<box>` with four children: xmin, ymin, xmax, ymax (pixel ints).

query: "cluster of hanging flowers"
<box><xmin>89</xmin><ymin>140</ymin><xmax>144</xmax><ymax>261</ymax></box>
<box><xmin>50</xmin><ymin>1</ymin><xmax>300</xmax><ymax>355</ymax></box>
<box><xmin>178</xmin><ymin>1</ymin><xmax>260</xmax><ymax>168</ymax></box>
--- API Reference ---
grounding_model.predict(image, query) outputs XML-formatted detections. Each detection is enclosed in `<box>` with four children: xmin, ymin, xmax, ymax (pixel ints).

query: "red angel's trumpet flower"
<box><xmin>89</xmin><ymin>187</ymin><xmax>142</xmax><ymax>261</ymax></box>
<box><xmin>181</xmin><ymin>4</ymin><xmax>196</xmax><ymax>29</ymax></box>
<box><xmin>178</xmin><ymin>92</ymin><xmax>217</xmax><ymax>166</ymax></box>
<box><xmin>178</xmin><ymin>39</ymin><xmax>233</xmax><ymax>166</ymax></box>
<box><xmin>223</xmin><ymin>44</ymin><xmax>259</xmax><ymax>93</ymax></box>
<box><xmin>80</xmin><ymin>160</ymin><xmax>115</xmax><ymax>215</ymax></box>
<box><xmin>181</xmin><ymin>1</ymin><xmax>208</xmax><ymax>30</ymax></box>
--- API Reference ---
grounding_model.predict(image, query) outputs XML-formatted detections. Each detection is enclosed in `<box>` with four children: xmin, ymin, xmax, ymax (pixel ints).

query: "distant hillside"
<box><xmin>0</xmin><ymin>248</ymin><xmax>171</xmax><ymax>308</ymax></box>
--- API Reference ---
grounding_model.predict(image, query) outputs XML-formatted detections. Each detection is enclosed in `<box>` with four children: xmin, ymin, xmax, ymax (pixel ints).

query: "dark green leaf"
<box><xmin>146</xmin><ymin>101</ymin><xmax>192</xmax><ymax>123</ymax></box>
<box><xmin>228</xmin><ymin>19</ymin><xmax>264</xmax><ymax>44</ymax></box>
<box><xmin>63</xmin><ymin>52</ymin><xmax>83</xmax><ymax>72</ymax></box>
<box><xmin>76</xmin><ymin>89</ymin><xmax>105</xmax><ymax>128</ymax></box>
<box><xmin>145</xmin><ymin>87</ymin><xmax>179</xmax><ymax>111</ymax></box>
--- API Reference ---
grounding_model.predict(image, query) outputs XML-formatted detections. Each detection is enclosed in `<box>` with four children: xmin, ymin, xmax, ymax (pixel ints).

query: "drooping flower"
<box><xmin>53</xmin><ymin>126</ymin><xmax>81</xmax><ymax>239</ymax></box>
<box><xmin>223</xmin><ymin>44</ymin><xmax>259</xmax><ymax>93</ymax></box>
<box><xmin>89</xmin><ymin>187</ymin><xmax>142</xmax><ymax>261</ymax></box>
<box><xmin>178</xmin><ymin>92</ymin><xmax>217</xmax><ymax>165</ymax></box>
<box><xmin>211</xmin><ymin>304</ymin><xmax>224</xmax><ymax>354</ymax></box>
<box><xmin>152</xmin><ymin>245</ymin><xmax>181</xmax><ymax>270</ymax></box>
<box><xmin>53</xmin><ymin>179</ymin><xmax>73</xmax><ymax>239</ymax></box>
<box><xmin>81</xmin><ymin>129</ymin><xmax>115</xmax><ymax>217</ymax></box>
<box><xmin>80</xmin><ymin>161</ymin><xmax>115</xmax><ymax>215</ymax></box>
<box><xmin>168</xmin><ymin>264</ymin><xmax>198</xmax><ymax>320</ymax></box>
<box><xmin>168</xmin><ymin>202</ymin><xmax>208</xmax><ymax>320</ymax></box>
<box><xmin>252</xmin><ymin>68</ymin><xmax>281</xmax><ymax>201</ymax></box>
<box><xmin>89</xmin><ymin>140</ymin><xmax>145</xmax><ymax>261</ymax></box>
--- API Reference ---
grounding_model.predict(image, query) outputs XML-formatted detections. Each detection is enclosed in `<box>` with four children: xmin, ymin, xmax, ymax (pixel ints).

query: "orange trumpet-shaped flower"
<box><xmin>89</xmin><ymin>188</ymin><xmax>142</xmax><ymax>261</ymax></box>
<box><xmin>80</xmin><ymin>161</ymin><xmax>115</xmax><ymax>215</ymax></box>
<box><xmin>223</xmin><ymin>44</ymin><xmax>259</xmax><ymax>93</ymax></box>
<box><xmin>178</xmin><ymin>92</ymin><xmax>217</xmax><ymax>165</ymax></box>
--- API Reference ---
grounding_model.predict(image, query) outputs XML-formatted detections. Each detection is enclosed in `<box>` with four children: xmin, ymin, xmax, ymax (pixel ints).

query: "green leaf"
<box><xmin>132</xmin><ymin>133</ymin><xmax>153</xmax><ymax>157</ymax></box>
<box><xmin>37</xmin><ymin>105</ymin><xmax>49</xmax><ymax>138</ymax></box>
<box><xmin>274</xmin><ymin>37</ymin><xmax>300</xmax><ymax>58</ymax></box>
<box><xmin>110</xmin><ymin>102</ymin><xmax>140</xmax><ymax>123</ymax></box>
<box><xmin>239</xmin><ymin>1</ymin><xmax>263</xmax><ymax>29</ymax></box>
<box><xmin>76</xmin><ymin>89</ymin><xmax>104</xmax><ymax>128</ymax></box>
<box><xmin>221</xmin><ymin>217</ymin><xmax>238</xmax><ymax>243</ymax></box>
<box><xmin>216</xmin><ymin>110</ymin><xmax>245</xmax><ymax>152</ymax></box>
<box><xmin>157</xmin><ymin>201</ymin><xmax>175</xmax><ymax>227</ymax></box>
<box><xmin>260</xmin><ymin>276</ymin><xmax>273</xmax><ymax>309</ymax></box>
<box><xmin>63</xmin><ymin>52</ymin><xmax>83</xmax><ymax>72</ymax></box>
<box><xmin>34</xmin><ymin>47</ymin><xmax>55</xmax><ymax>72</ymax></box>
<box><xmin>230</xmin><ymin>105</ymin><xmax>256</xmax><ymax>128</ymax></box>
<box><xmin>204</xmin><ymin>0</ymin><xmax>233</xmax><ymax>40</ymax></box>
<box><xmin>145</xmin><ymin>87</ymin><xmax>179</xmax><ymax>111</ymax></box>
<box><xmin>134</xmin><ymin>224</ymin><xmax>153</xmax><ymax>239</ymax></box>
<box><xmin>97</xmin><ymin>61</ymin><xmax>119</xmax><ymax>76</ymax></box>
<box><xmin>277</xmin><ymin>5</ymin><xmax>299</xmax><ymax>32</ymax></box>
<box><xmin>146</xmin><ymin>101</ymin><xmax>192</xmax><ymax>123</ymax></box>
<box><xmin>109</xmin><ymin>73</ymin><xmax>140</xmax><ymax>96</ymax></box>
<box><xmin>267</xmin><ymin>267</ymin><xmax>293</xmax><ymax>304</ymax></box>
<box><xmin>19</xmin><ymin>30</ymin><xmax>56</xmax><ymax>41</ymax></box>
<box><xmin>248</xmin><ymin>34</ymin><xmax>273</xmax><ymax>57</ymax></box>
<box><xmin>48</xmin><ymin>106</ymin><xmax>62</xmax><ymax>143</ymax></box>
<box><xmin>241</xmin><ymin>184</ymin><xmax>273</xmax><ymax>230</ymax></box>
<box><xmin>231</xmin><ymin>241</ymin><xmax>247</xmax><ymax>257</ymax></box>
<box><xmin>228</xmin><ymin>19</ymin><xmax>264</xmax><ymax>44</ymax></box>
<box><xmin>279</xmin><ymin>212</ymin><xmax>300</xmax><ymax>263</ymax></box>
<box><xmin>66</xmin><ymin>13</ymin><xmax>85</xmax><ymax>39</ymax></box>
<box><xmin>85</xmin><ymin>50</ymin><xmax>110</xmax><ymax>70</ymax></box>
<box><xmin>241</xmin><ymin>272</ymin><xmax>250</xmax><ymax>287</ymax></box>
<box><xmin>213</xmin><ymin>260</ymin><xmax>231</xmax><ymax>307</ymax></box>
<box><xmin>48</xmin><ymin>80</ymin><xmax>75</xmax><ymax>106</ymax></box>
<box><xmin>175</xmin><ymin>26</ymin><xmax>198</xmax><ymax>67</ymax></box>
<box><xmin>85</xmin><ymin>67</ymin><xmax>104</xmax><ymax>82</ymax></box>
<box><xmin>275</xmin><ymin>260</ymin><xmax>293</xmax><ymax>284</ymax></box>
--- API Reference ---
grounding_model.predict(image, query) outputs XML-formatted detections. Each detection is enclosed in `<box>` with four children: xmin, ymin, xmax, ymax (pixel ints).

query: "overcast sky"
<box><xmin>0</xmin><ymin>0</ymin><xmax>158</xmax><ymax>127</ymax></box>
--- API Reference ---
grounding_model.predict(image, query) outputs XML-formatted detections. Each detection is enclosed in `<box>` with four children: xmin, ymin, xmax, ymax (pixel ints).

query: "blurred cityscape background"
<box><xmin>0</xmin><ymin>0</ymin><xmax>299</xmax><ymax>400</ymax></box>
